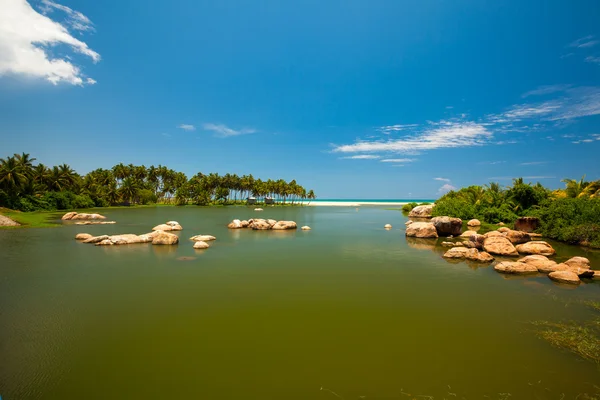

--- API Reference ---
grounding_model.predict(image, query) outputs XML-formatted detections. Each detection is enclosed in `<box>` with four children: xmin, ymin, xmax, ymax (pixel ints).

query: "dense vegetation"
<box><xmin>0</xmin><ymin>153</ymin><xmax>316</xmax><ymax>211</ymax></box>
<box><xmin>430</xmin><ymin>177</ymin><xmax>600</xmax><ymax>248</ymax></box>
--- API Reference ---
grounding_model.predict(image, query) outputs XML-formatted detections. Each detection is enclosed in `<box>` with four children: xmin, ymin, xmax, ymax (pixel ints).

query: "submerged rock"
<box><xmin>75</xmin><ymin>221</ymin><xmax>116</xmax><ymax>225</ymax></box>
<box><xmin>515</xmin><ymin>241</ymin><xmax>555</xmax><ymax>256</ymax></box>
<box><xmin>431</xmin><ymin>216</ymin><xmax>462</xmax><ymax>236</ymax></box>
<box><xmin>405</xmin><ymin>222</ymin><xmax>438</xmax><ymax>238</ymax></box>
<box><xmin>548</xmin><ymin>270</ymin><xmax>580</xmax><ymax>285</ymax></box>
<box><xmin>483</xmin><ymin>237</ymin><xmax>519</xmax><ymax>256</ymax></box>
<box><xmin>494</xmin><ymin>261</ymin><xmax>538</xmax><ymax>274</ymax></box>
<box><xmin>408</xmin><ymin>205</ymin><xmax>434</xmax><ymax>218</ymax></box>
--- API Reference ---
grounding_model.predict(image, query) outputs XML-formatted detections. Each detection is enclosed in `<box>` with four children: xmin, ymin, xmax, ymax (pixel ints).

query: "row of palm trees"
<box><xmin>0</xmin><ymin>153</ymin><xmax>316</xmax><ymax>209</ymax></box>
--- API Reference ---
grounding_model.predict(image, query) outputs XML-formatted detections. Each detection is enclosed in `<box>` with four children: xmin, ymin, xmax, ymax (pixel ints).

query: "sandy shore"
<box><xmin>0</xmin><ymin>214</ymin><xmax>20</xmax><ymax>226</ymax></box>
<box><xmin>306</xmin><ymin>201</ymin><xmax>410</xmax><ymax>206</ymax></box>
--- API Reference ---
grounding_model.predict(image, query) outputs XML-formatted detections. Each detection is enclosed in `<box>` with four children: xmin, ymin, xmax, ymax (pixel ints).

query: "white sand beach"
<box><xmin>305</xmin><ymin>201</ymin><xmax>411</xmax><ymax>206</ymax></box>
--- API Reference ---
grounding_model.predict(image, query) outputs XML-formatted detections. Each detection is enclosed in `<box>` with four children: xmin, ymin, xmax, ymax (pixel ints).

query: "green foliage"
<box><xmin>431</xmin><ymin>197</ymin><xmax>478</xmax><ymax>220</ymax></box>
<box><xmin>481</xmin><ymin>204</ymin><xmax>519</xmax><ymax>224</ymax></box>
<box><xmin>402</xmin><ymin>202</ymin><xmax>418</xmax><ymax>213</ymax></box>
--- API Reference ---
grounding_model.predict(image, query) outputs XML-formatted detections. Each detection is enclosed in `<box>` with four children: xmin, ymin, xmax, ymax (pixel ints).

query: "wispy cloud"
<box><xmin>202</xmin><ymin>123</ymin><xmax>256</xmax><ymax>138</ymax></box>
<box><xmin>0</xmin><ymin>0</ymin><xmax>100</xmax><ymax>85</ymax></box>
<box><xmin>522</xmin><ymin>84</ymin><xmax>571</xmax><ymax>98</ymax></box>
<box><xmin>438</xmin><ymin>183</ymin><xmax>456</xmax><ymax>194</ymax></box>
<box><xmin>380</xmin><ymin>158</ymin><xmax>416</xmax><ymax>163</ymax></box>
<box><xmin>569</xmin><ymin>35</ymin><xmax>599</xmax><ymax>48</ymax></box>
<box><xmin>178</xmin><ymin>124</ymin><xmax>196</xmax><ymax>131</ymax></box>
<box><xmin>520</xmin><ymin>161</ymin><xmax>547</xmax><ymax>166</ymax></box>
<box><xmin>585</xmin><ymin>56</ymin><xmax>600</xmax><ymax>65</ymax></box>
<box><xmin>378</xmin><ymin>124</ymin><xmax>420</xmax><ymax>134</ymax></box>
<box><xmin>434</xmin><ymin>177</ymin><xmax>451</xmax><ymax>182</ymax></box>
<box><xmin>340</xmin><ymin>155</ymin><xmax>380</xmax><ymax>160</ymax></box>
<box><xmin>332</xmin><ymin>121</ymin><xmax>491</xmax><ymax>154</ymax></box>
<box><xmin>477</xmin><ymin>160</ymin><xmax>506</xmax><ymax>165</ymax></box>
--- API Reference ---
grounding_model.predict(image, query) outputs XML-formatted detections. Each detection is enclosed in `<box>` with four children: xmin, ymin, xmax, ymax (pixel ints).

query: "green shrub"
<box><xmin>402</xmin><ymin>202</ymin><xmax>418</xmax><ymax>213</ymax></box>
<box><xmin>482</xmin><ymin>204</ymin><xmax>518</xmax><ymax>224</ymax></box>
<box><xmin>419</xmin><ymin>202</ymin><xmax>431</xmax><ymax>205</ymax></box>
<box><xmin>431</xmin><ymin>197</ymin><xmax>478</xmax><ymax>220</ymax></box>
<box><xmin>138</xmin><ymin>189</ymin><xmax>157</xmax><ymax>205</ymax></box>
<box><xmin>72</xmin><ymin>194</ymin><xmax>95</xmax><ymax>209</ymax></box>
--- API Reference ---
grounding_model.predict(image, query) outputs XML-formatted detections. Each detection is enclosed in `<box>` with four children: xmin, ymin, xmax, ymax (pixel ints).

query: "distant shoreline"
<box><xmin>304</xmin><ymin>199</ymin><xmax>435</xmax><ymax>206</ymax></box>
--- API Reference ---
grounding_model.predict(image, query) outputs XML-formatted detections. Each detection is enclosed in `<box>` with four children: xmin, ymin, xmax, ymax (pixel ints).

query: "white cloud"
<box><xmin>332</xmin><ymin>121</ymin><xmax>491</xmax><ymax>154</ymax></box>
<box><xmin>39</xmin><ymin>0</ymin><xmax>94</xmax><ymax>32</ymax></box>
<box><xmin>0</xmin><ymin>0</ymin><xmax>100</xmax><ymax>85</ymax></box>
<box><xmin>380</xmin><ymin>158</ymin><xmax>416</xmax><ymax>163</ymax></box>
<box><xmin>434</xmin><ymin>177</ymin><xmax>451</xmax><ymax>182</ymax></box>
<box><xmin>501</xmin><ymin>102</ymin><xmax>562</xmax><ymax>120</ymax></box>
<box><xmin>569</xmin><ymin>35</ymin><xmax>599</xmax><ymax>48</ymax></box>
<box><xmin>522</xmin><ymin>84</ymin><xmax>571</xmax><ymax>98</ymax></box>
<box><xmin>178</xmin><ymin>124</ymin><xmax>196</xmax><ymax>131</ymax></box>
<box><xmin>203</xmin><ymin>123</ymin><xmax>256</xmax><ymax>138</ymax></box>
<box><xmin>585</xmin><ymin>56</ymin><xmax>600</xmax><ymax>65</ymax></box>
<box><xmin>340</xmin><ymin>155</ymin><xmax>380</xmax><ymax>160</ymax></box>
<box><xmin>520</xmin><ymin>161</ymin><xmax>547</xmax><ymax>166</ymax></box>
<box><xmin>378</xmin><ymin>124</ymin><xmax>419</xmax><ymax>134</ymax></box>
<box><xmin>438</xmin><ymin>183</ymin><xmax>456</xmax><ymax>194</ymax></box>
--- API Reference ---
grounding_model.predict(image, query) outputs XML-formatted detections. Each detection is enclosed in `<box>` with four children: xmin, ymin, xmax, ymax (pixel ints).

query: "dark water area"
<box><xmin>1</xmin><ymin>206</ymin><xmax>599</xmax><ymax>399</ymax></box>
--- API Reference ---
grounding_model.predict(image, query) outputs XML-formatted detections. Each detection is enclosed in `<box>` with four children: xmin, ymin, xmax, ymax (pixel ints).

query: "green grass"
<box><xmin>0</xmin><ymin>209</ymin><xmax>62</xmax><ymax>228</ymax></box>
<box><xmin>531</xmin><ymin>320</ymin><xmax>600</xmax><ymax>364</ymax></box>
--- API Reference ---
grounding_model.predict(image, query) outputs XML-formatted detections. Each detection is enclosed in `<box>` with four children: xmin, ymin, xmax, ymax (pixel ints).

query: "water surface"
<box><xmin>1</xmin><ymin>206</ymin><xmax>599</xmax><ymax>399</ymax></box>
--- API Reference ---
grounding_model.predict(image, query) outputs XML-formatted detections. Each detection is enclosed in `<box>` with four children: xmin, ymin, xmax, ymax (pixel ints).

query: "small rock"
<box><xmin>498</xmin><ymin>222</ymin><xmax>506</xmax><ymax>226</ymax></box>
<box><xmin>515</xmin><ymin>241</ymin><xmax>556</xmax><ymax>256</ymax></box>
<box><xmin>83</xmin><ymin>235</ymin><xmax>110</xmax><ymax>244</ymax></box>
<box><xmin>384</xmin><ymin>224</ymin><xmax>392</xmax><ymax>229</ymax></box>
<box><xmin>152</xmin><ymin>231</ymin><xmax>179</xmax><ymax>245</ymax></box>
<box><xmin>548</xmin><ymin>270</ymin><xmax>581</xmax><ymax>285</ymax></box>
<box><xmin>467</xmin><ymin>219</ymin><xmax>481</xmax><ymax>227</ymax></box>
<box><xmin>190</xmin><ymin>235</ymin><xmax>216</xmax><ymax>242</ymax></box>
<box><xmin>494</xmin><ymin>261</ymin><xmax>538</xmax><ymax>274</ymax></box>
<box><xmin>254</xmin><ymin>208</ymin><xmax>263</xmax><ymax>211</ymax></box>
<box><xmin>461</xmin><ymin>230</ymin><xmax>478</xmax><ymax>238</ymax></box>
<box><xmin>75</xmin><ymin>233</ymin><xmax>93</xmax><ymax>240</ymax></box>
<box><xmin>301</xmin><ymin>226</ymin><xmax>311</xmax><ymax>230</ymax></box>
<box><xmin>228</xmin><ymin>219</ymin><xmax>243</xmax><ymax>229</ymax></box>
<box><xmin>153</xmin><ymin>222</ymin><xmax>183</xmax><ymax>231</ymax></box>
<box><xmin>272</xmin><ymin>221</ymin><xmax>297</xmax><ymax>230</ymax></box>
<box><xmin>483</xmin><ymin>237</ymin><xmax>519</xmax><ymax>256</ymax></box>
<box><xmin>193</xmin><ymin>241</ymin><xmax>210</xmax><ymax>249</ymax></box>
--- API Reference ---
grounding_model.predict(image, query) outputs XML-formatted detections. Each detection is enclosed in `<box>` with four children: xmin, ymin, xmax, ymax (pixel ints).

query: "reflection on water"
<box><xmin>1</xmin><ymin>206</ymin><xmax>600</xmax><ymax>399</ymax></box>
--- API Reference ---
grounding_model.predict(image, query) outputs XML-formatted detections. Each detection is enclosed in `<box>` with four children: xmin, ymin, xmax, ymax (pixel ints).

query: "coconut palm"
<box><xmin>561</xmin><ymin>175</ymin><xmax>589</xmax><ymax>198</ymax></box>
<box><xmin>0</xmin><ymin>156</ymin><xmax>27</xmax><ymax>191</ymax></box>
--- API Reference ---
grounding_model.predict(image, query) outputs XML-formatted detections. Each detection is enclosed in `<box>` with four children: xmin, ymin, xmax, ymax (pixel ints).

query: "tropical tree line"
<box><xmin>0</xmin><ymin>153</ymin><xmax>316</xmax><ymax>211</ymax></box>
<box><xmin>424</xmin><ymin>176</ymin><xmax>600</xmax><ymax>248</ymax></box>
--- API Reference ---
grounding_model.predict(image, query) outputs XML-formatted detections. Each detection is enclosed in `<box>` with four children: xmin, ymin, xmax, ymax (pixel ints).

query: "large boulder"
<box><xmin>152</xmin><ymin>231</ymin><xmax>179</xmax><ymax>245</ymax></box>
<box><xmin>467</xmin><ymin>219</ymin><xmax>481</xmax><ymax>227</ymax></box>
<box><xmin>272</xmin><ymin>221</ymin><xmax>298</xmax><ymax>230</ymax></box>
<box><xmin>75</xmin><ymin>233</ymin><xmax>93</xmax><ymax>241</ymax></box>
<box><xmin>484</xmin><ymin>231</ymin><xmax>504</xmax><ymax>238</ymax></box>
<box><xmin>63</xmin><ymin>212</ymin><xmax>106</xmax><ymax>220</ymax></box>
<box><xmin>483</xmin><ymin>237</ymin><xmax>519</xmax><ymax>256</ymax></box>
<box><xmin>563</xmin><ymin>256</ymin><xmax>591</xmax><ymax>270</ymax></box>
<box><xmin>443</xmin><ymin>247</ymin><xmax>494</xmax><ymax>262</ymax></box>
<box><xmin>494</xmin><ymin>261</ymin><xmax>538</xmax><ymax>274</ymax></box>
<box><xmin>408</xmin><ymin>205</ymin><xmax>434</xmax><ymax>218</ymax></box>
<box><xmin>83</xmin><ymin>235</ymin><xmax>110</xmax><ymax>244</ymax></box>
<box><xmin>405</xmin><ymin>222</ymin><xmax>438</xmax><ymax>238</ymax></box>
<box><xmin>518</xmin><ymin>255</ymin><xmax>559</xmax><ymax>273</ymax></box>
<box><xmin>515</xmin><ymin>241</ymin><xmax>556</xmax><ymax>256</ymax></box>
<box><xmin>461</xmin><ymin>230</ymin><xmax>479</xmax><ymax>238</ymax></box>
<box><xmin>153</xmin><ymin>222</ymin><xmax>183</xmax><ymax>231</ymax></box>
<box><xmin>498</xmin><ymin>227</ymin><xmax>510</xmax><ymax>233</ymax></box>
<box><xmin>514</xmin><ymin>217</ymin><xmax>540</xmax><ymax>233</ymax></box>
<box><xmin>505</xmin><ymin>230</ymin><xmax>531</xmax><ymax>244</ymax></box>
<box><xmin>431</xmin><ymin>216</ymin><xmax>462</xmax><ymax>236</ymax></box>
<box><xmin>227</xmin><ymin>219</ymin><xmax>243</xmax><ymax>229</ymax></box>
<box><xmin>190</xmin><ymin>235</ymin><xmax>216</xmax><ymax>242</ymax></box>
<box><xmin>61</xmin><ymin>212</ymin><xmax>78</xmax><ymax>220</ymax></box>
<box><xmin>193</xmin><ymin>241</ymin><xmax>210</xmax><ymax>249</ymax></box>
<box><xmin>548</xmin><ymin>271</ymin><xmax>580</xmax><ymax>285</ymax></box>
<box><xmin>469</xmin><ymin>234</ymin><xmax>486</xmax><ymax>250</ymax></box>
<box><xmin>250</xmin><ymin>219</ymin><xmax>271</xmax><ymax>230</ymax></box>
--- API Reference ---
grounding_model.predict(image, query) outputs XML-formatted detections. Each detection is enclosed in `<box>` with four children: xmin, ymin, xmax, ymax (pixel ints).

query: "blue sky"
<box><xmin>1</xmin><ymin>0</ymin><xmax>599</xmax><ymax>199</ymax></box>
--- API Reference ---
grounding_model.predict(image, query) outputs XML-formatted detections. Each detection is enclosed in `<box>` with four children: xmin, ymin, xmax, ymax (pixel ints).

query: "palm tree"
<box><xmin>561</xmin><ymin>175</ymin><xmax>588</xmax><ymax>198</ymax></box>
<box><xmin>119</xmin><ymin>177</ymin><xmax>139</xmax><ymax>204</ymax></box>
<box><xmin>0</xmin><ymin>156</ymin><xmax>27</xmax><ymax>191</ymax></box>
<box><xmin>307</xmin><ymin>190</ymin><xmax>316</xmax><ymax>205</ymax></box>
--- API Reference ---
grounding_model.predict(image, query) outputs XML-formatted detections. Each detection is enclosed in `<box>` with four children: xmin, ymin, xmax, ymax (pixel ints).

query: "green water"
<box><xmin>1</xmin><ymin>206</ymin><xmax>600</xmax><ymax>399</ymax></box>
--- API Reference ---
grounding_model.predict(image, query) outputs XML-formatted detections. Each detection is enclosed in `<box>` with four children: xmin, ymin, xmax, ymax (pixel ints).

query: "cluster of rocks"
<box><xmin>227</xmin><ymin>219</ymin><xmax>309</xmax><ymax>231</ymax></box>
<box><xmin>152</xmin><ymin>221</ymin><xmax>183</xmax><ymax>231</ymax></box>
<box><xmin>62</xmin><ymin>212</ymin><xmax>107</xmax><ymax>221</ymax></box>
<box><xmin>494</xmin><ymin>255</ymin><xmax>596</xmax><ymax>285</ymax></box>
<box><xmin>76</xmin><ymin>230</ymin><xmax>179</xmax><ymax>246</ymax></box>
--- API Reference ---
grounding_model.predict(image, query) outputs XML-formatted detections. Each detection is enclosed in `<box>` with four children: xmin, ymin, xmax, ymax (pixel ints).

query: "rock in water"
<box><xmin>75</xmin><ymin>233</ymin><xmax>93</xmax><ymax>240</ymax></box>
<box><xmin>271</xmin><ymin>221</ymin><xmax>297</xmax><ymax>230</ymax></box>
<box><xmin>227</xmin><ymin>219</ymin><xmax>243</xmax><ymax>229</ymax></box>
<box><xmin>301</xmin><ymin>226</ymin><xmax>311</xmax><ymax>230</ymax></box>
<box><xmin>483</xmin><ymin>237</ymin><xmax>519</xmax><ymax>256</ymax></box>
<box><xmin>61</xmin><ymin>212</ymin><xmax>78</xmax><ymax>220</ymax></box>
<box><xmin>505</xmin><ymin>230</ymin><xmax>531</xmax><ymax>244</ymax></box>
<box><xmin>193</xmin><ymin>241</ymin><xmax>210</xmax><ymax>249</ymax></box>
<box><xmin>514</xmin><ymin>217</ymin><xmax>540</xmax><ymax>233</ymax></box>
<box><xmin>250</xmin><ymin>219</ymin><xmax>271</xmax><ymax>230</ymax></box>
<box><xmin>384</xmin><ymin>224</ymin><xmax>392</xmax><ymax>229</ymax></box>
<box><xmin>563</xmin><ymin>256</ymin><xmax>590</xmax><ymax>269</ymax></box>
<box><xmin>152</xmin><ymin>222</ymin><xmax>183</xmax><ymax>231</ymax></box>
<box><xmin>62</xmin><ymin>212</ymin><xmax>106</xmax><ymax>220</ymax></box>
<box><xmin>405</xmin><ymin>222</ymin><xmax>438</xmax><ymax>238</ymax></box>
<box><xmin>467</xmin><ymin>219</ymin><xmax>481</xmax><ymax>227</ymax></box>
<box><xmin>442</xmin><ymin>247</ymin><xmax>494</xmax><ymax>262</ymax></box>
<box><xmin>548</xmin><ymin>271</ymin><xmax>580</xmax><ymax>285</ymax></box>
<box><xmin>494</xmin><ymin>261</ymin><xmax>538</xmax><ymax>274</ymax></box>
<box><xmin>431</xmin><ymin>216</ymin><xmax>462</xmax><ymax>236</ymax></box>
<box><xmin>190</xmin><ymin>235</ymin><xmax>216</xmax><ymax>241</ymax></box>
<box><xmin>152</xmin><ymin>231</ymin><xmax>179</xmax><ymax>245</ymax></box>
<box><xmin>518</xmin><ymin>255</ymin><xmax>558</xmax><ymax>273</ymax></box>
<box><xmin>408</xmin><ymin>205</ymin><xmax>434</xmax><ymax>218</ymax></box>
<box><xmin>515</xmin><ymin>241</ymin><xmax>555</xmax><ymax>256</ymax></box>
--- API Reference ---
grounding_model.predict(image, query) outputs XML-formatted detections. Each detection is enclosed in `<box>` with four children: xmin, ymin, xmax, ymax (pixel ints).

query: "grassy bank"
<box><xmin>0</xmin><ymin>208</ymin><xmax>61</xmax><ymax>228</ymax></box>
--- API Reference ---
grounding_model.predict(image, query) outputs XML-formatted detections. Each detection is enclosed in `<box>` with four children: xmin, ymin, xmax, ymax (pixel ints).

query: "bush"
<box><xmin>431</xmin><ymin>197</ymin><xmax>478</xmax><ymax>220</ymax></box>
<box><xmin>482</xmin><ymin>204</ymin><xmax>518</xmax><ymax>224</ymax></box>
<box><xmin>138</xmin><ymin>189</ymin><xmax>157</xmax><ymax>205</ymax></box>
<box><xmin>402</xmin><ymin>202</ymin><xmax>418</xmax><ymax>213</ymax></box>
<box><xmin>72</xmin><ymin>194</ymin><xmax>95</xmax><ymax>209</ymax></box>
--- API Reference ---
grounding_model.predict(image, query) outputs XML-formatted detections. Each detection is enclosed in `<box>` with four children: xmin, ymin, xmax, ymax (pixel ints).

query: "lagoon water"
<box><xmin>1</xmin><ymin>206</ymin><xmax>600</xmax><ymax>399</ymax></box>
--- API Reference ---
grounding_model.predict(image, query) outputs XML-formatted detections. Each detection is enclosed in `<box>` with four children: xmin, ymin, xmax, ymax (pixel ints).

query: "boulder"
<box><xmin>494</xmin><ymin>261</ymin><xmax>538</xmax><ymax>274</ymax></box>
<box><xmin>153</xmin><ymin>222</ymin><xmax>183</xmax><ymax>231</ymax></box>
<box><xmin>405</xmin><ymin>221</ymin><xmax>413</xmax><ymax>226</ymax></box>
<box><xmin>405</xmin><ymin>222</ymin><xmax>438</xmax><ymax>238</ymax></box>
<box><xmin>152</xmin><ymin>231</ymin><xmax>179</xmax><ymax>245</ymax></box>
<box><xmin>75</xmin><ymin>233</ymin><xmax>93</xmax><ymax>241</ymax></box>
<box><xmin>518</xmin><ymin>255</ymin><xmax>559</xmax><ymax>273</ymax></box>
<box><xmin>548</xmin><ymin>271</ymin><xmax>580</xmax><ymax>285</ymax></box>
<box><xmin>272</xmin><ymin>221</ymin><xmax>297</xmax><ymax>230</ymax></box>
<box><xmin>190</xmin><ymin>235</ymin><xmax>216</xmax><ymax>242</ymax></box>
<box><xmin>227</xmin><ymin>219</ymin><xmax>243</xmax><ymax>229</ymax></box>
<box><xmin>461</xmin><ymin>230</ymin><xmax>479</xmax><ymax>238</ymax></box>
<box><xmin>563</xmin><ymin>256</ymin><xmax>590</xmax><ymax>270</ymax></box>
<box><xmin>61</xmin><ymin>212</ymin><xmax>78</xmax><ymax>220</ymax></box>
<box><xmin>505</xmin><ymin>230</ymin><xmax>531</xmax><ymax>244</ymax></box>
<box><xmin>469</xmin><ymin>234</ymin><xmax>486</xmax><ymax>250</ymax></box>
<box><xmin>83</xmin><ymin>235</ymin><xmax>110</xmax><ymax>244</ymax></box>
<box><xmin>301</xmin><ymin>226</ymin><xmax>311</xmax><ymax>230</ymax></box>
<box><xmin>254</xmin><ymin>208</ymin><xmax>263</xmax><ymax>211</ymax></box>
<box><xmin>71</xmin><ymin>213</ymin><xmax>106</xmax><ymax>220</ymax></box>
<box><xmin>560</xmin><ymin>263</ymin><xmax>594</xmax><ymax>278</ymax></box>
<box><xmin>467</xmin><ymin>219</ymin><xmax>481</xmax><ymax>227</ymax></box>
<box><xmin>498</xmin><ymin>227</ymin><xmax>510</xmax><ymax>233</ymax></box>
<box><xmin>241</xmin><ymin>220</ymin><xmax>250</xmax><ymax>228</ymax></box>
<box><xmin>515</xmin><ymin>241</ymin><xmax>556</xmax><ymax>256</ymax></box>
<box><xmin>250</xmin><ymin>219</ymin><xmax>272</xmax><ymax>230</ymax></box>
<box><xmin>384</xmin><ymin>224</ymin><xmax>392</xmax><ymax>229</ymax></box>
<box><xmin>443</xmin><ymin>247</ymin><xmax>494</xmax><ymax>263</ymax></box>
<box><xmin>484</xmin><ymin>231</ymin><xmax>504</xmax><ymax>238</ymax></box>
<box><xmin>267</xmin><ymin>219</ymin><xmax>277</xmax><ymax>227</ymax></box>
<box><xmin>193</xmin><ymin>241</ymin><xmax>210</xmax><ymax>249</ymax></box>
<box><xmin>408</xmin><ymin>205</ymin><xmax>434</xmax><ymax>218</ymax></box>
<box><xmin>514</xmin><ymin>217</ymin><xmax>540</xmax><ymax>233</ymax></box>
<box><xmin>441</xmin><ymin>241</ymin><xmax>455</xmax><ymax>247</ymax></box>
<box><xmin>431</xmin><ymin>216</ymin><xmax>462</xmax><ymax>236</ymax></box>
<box><xmin>483</xmin><ymin>237</ymin><xmax>519</xmax><ymax>256</ymax></box>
